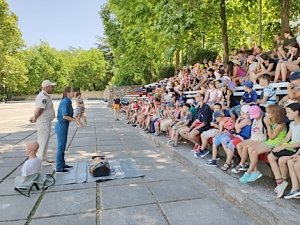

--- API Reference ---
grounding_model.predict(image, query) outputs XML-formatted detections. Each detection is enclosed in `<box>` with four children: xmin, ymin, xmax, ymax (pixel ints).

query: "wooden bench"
<box><xmin>183</xmin><ymin>82</ymin><xmax>289</xmax><ymax>100</ymax></box>
<box><xmin>233</xmin><ymin>82</ymin><xmax>289</xmax><ymax>100</ymax></box>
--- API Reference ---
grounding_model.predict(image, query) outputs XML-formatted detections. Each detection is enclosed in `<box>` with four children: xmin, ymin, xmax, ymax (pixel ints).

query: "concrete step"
<box><xmin>133</xmin><ymin>126</ymin><xmax>300</xmax><ymax>225</ymax></box>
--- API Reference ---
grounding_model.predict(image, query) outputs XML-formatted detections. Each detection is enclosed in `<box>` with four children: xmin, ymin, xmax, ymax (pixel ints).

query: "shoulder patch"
<box><xmin>42</xmin><ymin>99</ymin><xmax>47</xmax><ymax>104</ymax></box>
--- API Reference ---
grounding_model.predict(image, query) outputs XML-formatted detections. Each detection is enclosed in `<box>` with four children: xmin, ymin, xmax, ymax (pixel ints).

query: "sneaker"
<box><xmin>207</xmin><ymin>157</ymin><xmax>220</xmax><ymax>163</ymax></box>
<box><xmin>239</xmin><ymin>163</ymin><xmax>249</xmax><ymax>171</ymax></box>
<box><xmin>247</xmin><ymin>171</ymin><xmax>263</xmax><ymax>182</ymax></box>
<box><xmin>240</xmin><ymin>172</ymin><xmax>251</xmax><ymax>184</ymax></box>
<box><xmin>205</xmin><ymin>160</ymin><xmax>217</xmax><ymax>166</ymax></box>
<box><xmin>56</xmin><ymin>169</ymin><xmax>70</xmax><ymax>174</ymax></box>
<box><xmin>200</xmin><ymin>149</ymin><xmax>210</xmax><ymax>158</ymax></box>
<box><xmin>232</xmin><ymin>163</ymin><xmax>249</xmax><ymax>173</ymax></box>
<box><xmin>168</xmin><ymin>141</ymin><xmax>174</xmax><ymax>145</ymax></box>
<box><xmin>284</xmin><ymin>189</ymin><xmax>300</xmax><ymax>199</ymax></box>
<box><xmin>64</xmin><ymin>165</ymin><xmax>74</xmax><ymax>170</ymax></box>
<box><xmin>194</xmin><ymin>151</ymin><xmax>203</xmax><ymax>158</ymax></box>
<box><xmin>276</xmin><ymin>181</ymin><xmax>288</xmax><ymax>198</ymax></box>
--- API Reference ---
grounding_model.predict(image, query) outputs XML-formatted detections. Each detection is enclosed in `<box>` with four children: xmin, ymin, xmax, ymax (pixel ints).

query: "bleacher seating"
<box><xmin>183</xmin><ymin>82</ymin><xmax>289</xmax><ymax>101</ymax></box>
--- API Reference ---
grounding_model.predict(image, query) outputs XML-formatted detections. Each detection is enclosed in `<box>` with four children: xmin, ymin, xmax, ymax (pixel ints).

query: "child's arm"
<box><xmin>266</xmin><ymin>121</ymin><xmax>285</xmax><ymax>140</ymax></box>
<box><xmin>235</xmin><ymin>117</ymin><xmax>250</xmax><ymax>133</ymax></box>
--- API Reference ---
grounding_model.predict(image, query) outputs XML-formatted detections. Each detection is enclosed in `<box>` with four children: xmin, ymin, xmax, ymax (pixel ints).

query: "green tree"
<box><xmin>0</xmin><ymin>0</ymin><xmax>26</xmax><ymax>99</ymax></box>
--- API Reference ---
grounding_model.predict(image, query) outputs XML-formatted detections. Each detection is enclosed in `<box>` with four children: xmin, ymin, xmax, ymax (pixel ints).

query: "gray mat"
<box><xmin>54</xmin><ymin>159</ymin><xmax>144</xmax><ymax>185</ymax></box>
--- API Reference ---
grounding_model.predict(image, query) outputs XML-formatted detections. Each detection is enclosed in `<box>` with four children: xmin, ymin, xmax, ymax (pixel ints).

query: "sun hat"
<box><xmin>241</xmin><ymin>104</ymin><xmax>251</xmax><ymax>114</ymax></box>
<box><xmin>248</xmin><ymin>105</ymin><xmax>262</xmax><ymax>119</ymax></box>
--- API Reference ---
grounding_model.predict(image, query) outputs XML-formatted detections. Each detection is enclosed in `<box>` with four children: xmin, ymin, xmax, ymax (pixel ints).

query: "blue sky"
<box><xmin>7</xmin><ymin>0</ymin><xmax>106</xmax><ymax>50</ymax></box>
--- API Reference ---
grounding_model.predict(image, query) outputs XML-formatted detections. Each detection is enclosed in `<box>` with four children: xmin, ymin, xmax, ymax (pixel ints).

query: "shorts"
<box><xmin>196</xmin><ymin>125</ymin><xmax>210</xmax><ymax>134</ymax></box>
<box><xmin>202</xmin><ymin>129</ymin><xmax>219</xmax><ymax>139</ymax></box>
<box><xmin>113</xmin><ymin>104</ymin><xmax>120</xmax><ymax>110</ymax></box>
<box><xmin>213</xmin><ymin>133</ymin><xmax>232</xmax><ymax>146</ymax></box>
<box><xmin>176</xmin><ymin>125</ymin><xmax>187</xmax><ymax>135</ymax></box>
<box><xmin>271</xmin><ymin>150</ymin><xmax>295</xmax><ymax>158</ymax></box>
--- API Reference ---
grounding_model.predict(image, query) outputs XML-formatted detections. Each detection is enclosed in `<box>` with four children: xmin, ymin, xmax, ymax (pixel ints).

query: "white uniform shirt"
<box><xmin>35</xmin><ymin>90</ymin><xmax>55</xmax><ymax>122</ymax></box>
<box><xmin>21</xmin><ymin>157</ymin><xmax>42</xmax><ymax>176</ymax></box>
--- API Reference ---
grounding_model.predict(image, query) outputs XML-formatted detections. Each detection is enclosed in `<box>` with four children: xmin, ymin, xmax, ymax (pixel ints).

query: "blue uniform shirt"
<box><xmin>57</xmin><ymin>97</ymin><xmax>73</xmax><ymax>123</ymax></box>
<box><xmin>242</xmin><ymin>90</ymin><xmax>258</xmax><ymax>103</ymax></box>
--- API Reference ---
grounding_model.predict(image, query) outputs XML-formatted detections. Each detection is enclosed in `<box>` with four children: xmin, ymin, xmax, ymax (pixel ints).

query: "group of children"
<box><xmin>121</xmin><ymin>70</ymin><xmax>300</xmax><ymax>199</ymax></box>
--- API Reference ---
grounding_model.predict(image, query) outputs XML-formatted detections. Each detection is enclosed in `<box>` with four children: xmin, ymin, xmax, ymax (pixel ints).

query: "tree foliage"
<box><xmin>100</xmin><ymin>0</ymin><xmax>300</xmax><ymax>86</ymax></box>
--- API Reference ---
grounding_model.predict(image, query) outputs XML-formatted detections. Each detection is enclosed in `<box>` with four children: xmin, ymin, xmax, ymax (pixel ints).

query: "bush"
<box><xmin>188</xmin><ymin>48</ymin><xmax>219</xmax><ymax>65</ymax></box>
<box><xmin>158</xmin><ymin>65</ymin><xmax>175</xmax><ymax>79</ymax></box>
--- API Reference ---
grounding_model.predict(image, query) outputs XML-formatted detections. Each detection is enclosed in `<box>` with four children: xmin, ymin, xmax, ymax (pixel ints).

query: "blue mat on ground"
<box><xmin>54</xmin><ymin>159</ymin><xmax>144</xmax><ymax>185</ymax></box>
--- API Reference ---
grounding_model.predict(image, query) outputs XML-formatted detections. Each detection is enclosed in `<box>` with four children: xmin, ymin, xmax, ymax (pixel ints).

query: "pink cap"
<box><xmin>249</xmin><ymin>105</ymin><xmax>262</xmax><ymax>119</ymax></box>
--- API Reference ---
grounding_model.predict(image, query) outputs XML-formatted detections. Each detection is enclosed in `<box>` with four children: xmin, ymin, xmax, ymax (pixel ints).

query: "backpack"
<box><xmin>15</xmin><ymin>173</ymin><xmax>55</xmax><ymax>197</ymax></box>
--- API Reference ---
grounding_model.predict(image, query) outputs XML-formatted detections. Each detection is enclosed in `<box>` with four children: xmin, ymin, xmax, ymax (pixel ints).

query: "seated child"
<box><xmin>256</xmin><ymin>74</ymin><xmax>277</xmax><ymax>108</ymax></box>
<box><xmin>232</xmin><ymin>106</ymin><xmax>267</xmax><ymax>173</ymax></box>
<box><xmin>194</xmin><ymin>103</ymin><xmax>223</xmax><ymax>157</ymax></box>
<box><xmin>240</xmin><ymin>104</ymin><xmax>287</xmax><ymax>184</ymax></box>
<box><xmin>229</xmin><ymin>80</ymin><xmax>258</xmax><ymax>119</ymax></box>
<box><xmin>205</xmin><ymin>112</ymin><xmax>235</xmax><ymax>166</ymax></box>
<box><xmin>207</xmin><ymin>105</ymin><xmax>250</xmax><ymax>168</ymax></box>
<box><xmin>285</xmin><ymin>153</ymin><xmax>300</xmax><ymax>199</ymax></box>
<box><xmin>22</xmin><ymin>141</ymin><xmax>42</xmax><ymax>176</ymax></box>
<box><xmin>267</xmin><ymin>103</ymin><xmax>300</xmax><ymax>198</ymax></box>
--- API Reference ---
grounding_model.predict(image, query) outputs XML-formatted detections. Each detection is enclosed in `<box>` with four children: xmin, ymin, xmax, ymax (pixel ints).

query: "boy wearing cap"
<box><xmin>229</xmin><ymin>80</ymin><xmax>258</xmax><ymax>119</ymax></box>
<box><xmin>29</xmin><ymin>80</ymin><xmax>56</xmax><ymax>166</ymax></box>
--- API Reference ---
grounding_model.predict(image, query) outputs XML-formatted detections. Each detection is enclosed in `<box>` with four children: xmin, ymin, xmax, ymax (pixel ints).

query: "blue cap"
<box><xmin>213</xmin><ymin>111</ymin><xmax>223</xmax><ymax>119</ymax></box>
<box><xmin>243</xmin><ymin>80</ymin><xmax>254</xmax><ymax>88</ymax></box>
<box><xmin>290</xmin><ymin>71</ymin><xmax>300</xmax><ymax>81</ymax></box>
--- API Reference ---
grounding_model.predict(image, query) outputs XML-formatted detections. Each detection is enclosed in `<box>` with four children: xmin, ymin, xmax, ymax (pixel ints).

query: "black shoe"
<box><xmin>56</xmin><ymin>169</ymin><xmax>70</xmax><ymax>174</ymax></box>
<box><xmin>64</xmin><ymin>165</ymin><xmax>73</xmax><ymax>170</ymax></box>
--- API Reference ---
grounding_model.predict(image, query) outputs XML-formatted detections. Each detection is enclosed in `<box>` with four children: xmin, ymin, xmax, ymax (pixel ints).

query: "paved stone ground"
<box><xmin>0</xmin><ymin>101</ymin><xmax>257</xmax><ymax>225</ymax></box>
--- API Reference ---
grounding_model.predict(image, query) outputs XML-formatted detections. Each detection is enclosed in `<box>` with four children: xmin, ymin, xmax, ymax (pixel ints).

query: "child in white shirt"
<box><xmin>22</xmin><ymin>141</ymin><xmax>42</xmax><ymax>176</ymax></box>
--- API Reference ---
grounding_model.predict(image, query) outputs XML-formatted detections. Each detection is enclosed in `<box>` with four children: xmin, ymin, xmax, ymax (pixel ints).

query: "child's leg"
<box><xmin>287</xmin><ymin>158</ymin><xmax>299</xmax><ymax>191</ymax></box>
<box><xmin>278</xmin><ymin>156</ymin><xmax>291</xmax><ymax>180</ymax></box>
<box><xmin>247</xmin><ymin>143</ymin><xmax>271</xmax><ymax>174</ymax></box>
<box><xmin>268</xmin><ymin>152</ymin><xmax>280</xmax><ymax>179</ymax></box>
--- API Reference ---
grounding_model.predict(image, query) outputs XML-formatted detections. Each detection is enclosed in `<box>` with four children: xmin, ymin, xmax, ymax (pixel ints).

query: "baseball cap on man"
<box><xmin>243</xmin><ymin>80</ymin><xmax>254</xmax><ymax>88</ymax></box>
<box><xmin>290</xmin><ymin>71</ymin><xmax>300</xmax><ymax>81</ymax></box>
<box><xmin>248</xmin><ymin>105</ymin><xmax>262</xmax><ymax>119</ymax></box>
<box><xmin>42</xmin><ymin>80</ymin><xmax>57</xmax><ymax>88</ymax></box>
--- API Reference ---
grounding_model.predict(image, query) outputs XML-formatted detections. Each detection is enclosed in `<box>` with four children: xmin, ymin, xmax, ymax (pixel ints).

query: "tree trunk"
<box><xmin>281</xmin><ymin>0</ymin><xmax>290</xmax><ymax>35</ymax></box>
<box><xmin>175</xmin><ymin>49</ymin><xmax>180</xmax><ymax>70</ymax></box>
<box><xmin>220</xmin><ymin>0</ymin><xmax>229</xmax><ymax>64</ymax></box>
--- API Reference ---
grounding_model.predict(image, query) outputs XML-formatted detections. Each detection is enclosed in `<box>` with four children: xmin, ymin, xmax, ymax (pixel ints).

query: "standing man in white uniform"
<box><xmin>30</xmin><ymin>80</ymin><xmax>56</xmax><ymax>165</ymax></box>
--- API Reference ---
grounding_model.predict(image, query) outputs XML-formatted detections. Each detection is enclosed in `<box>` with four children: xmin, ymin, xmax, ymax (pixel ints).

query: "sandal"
<box><xmin>221</xmin><ymin>162</ymin><xmax>231</xmax><ymax>171</ymax></box>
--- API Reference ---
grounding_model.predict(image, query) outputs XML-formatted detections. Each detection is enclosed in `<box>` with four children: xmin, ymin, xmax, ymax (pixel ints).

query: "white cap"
<box><xmin>42</xmin><ymin>80</ymin><xmax>57</xmax><ymax>88</ymax></box>
<box><xmin>241</xmin><ymin>104</ymin><xmax>251</xmax><ymax>114</ymax></box>
<box><xmin>186</xmin><ymin>99</ymin><xmax>194</xmax><ymax>105</ymax></box>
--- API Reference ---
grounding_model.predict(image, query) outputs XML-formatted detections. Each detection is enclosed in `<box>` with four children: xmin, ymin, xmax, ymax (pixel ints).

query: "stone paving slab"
<box><xmin>101</xmin><ymin>204</ymin><xmax>168</xmax><ymax>225</ymax></box>
<box><xmin>147</xmin><ymin>179</ymin><xmax>209</xmax><ymax>203</ymax></box>
<box><xmin>160</xmin><ymin>198</ymin><xmax>255</xmax><ymax>225</ymax></box>
<box><xmin>0</xmin><ymin>220</ymin><xmax>26</xmax><ymax>225</ymax></box>
<box><xmin>48</xmin><ymin>182</ymin><xmax>96</xmax><ymax>192</ymax></box>
<box><xmin>100</xmin><ymin>183</ymin><xmax>156</xmax><ymax>210</ymax></box>
<box><xmin>141</xmin><ymin>165</ymin><xmax>197</xmax><ymax>182</ymax></box>
<box><xmin>30</xmin><ymin>212</ymin><xmax>96</xmax><ymax>225</ymax></box>
<box><xmin>0</xmin><ymin>194</ymin><xmax>39</xmax><ymax>221</ymax></box>
<box><xmin>34</xmin><ymin>188</ymin><xmax>96</xmax><ymax>218</ymax></box>
<box><xmin>0</xmin><ymin>157</ymin><xmax>26</xmax><ymax>167</ymax></box>
<box><xmin>101</xmin><ymin>150</ymin><xmax>131</xmax><ymax>159</ymax></box>
<box><xmin>100</xmin><ymin>177</ymin><xmax>145</xmax><ymax>187</ymax></box>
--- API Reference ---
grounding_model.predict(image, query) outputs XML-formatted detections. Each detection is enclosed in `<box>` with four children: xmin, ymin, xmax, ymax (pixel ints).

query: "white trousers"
<box><xmin>36</xmin><ymin>121</ymin><xmax>52</xmax><ymax>161</ymax></box>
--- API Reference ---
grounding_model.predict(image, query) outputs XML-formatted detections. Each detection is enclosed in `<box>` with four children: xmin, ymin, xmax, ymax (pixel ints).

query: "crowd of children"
<box><xmin>123</xmin><ymin>41</ymin><xmax>300</xmax><ymax>199</ymax></box>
